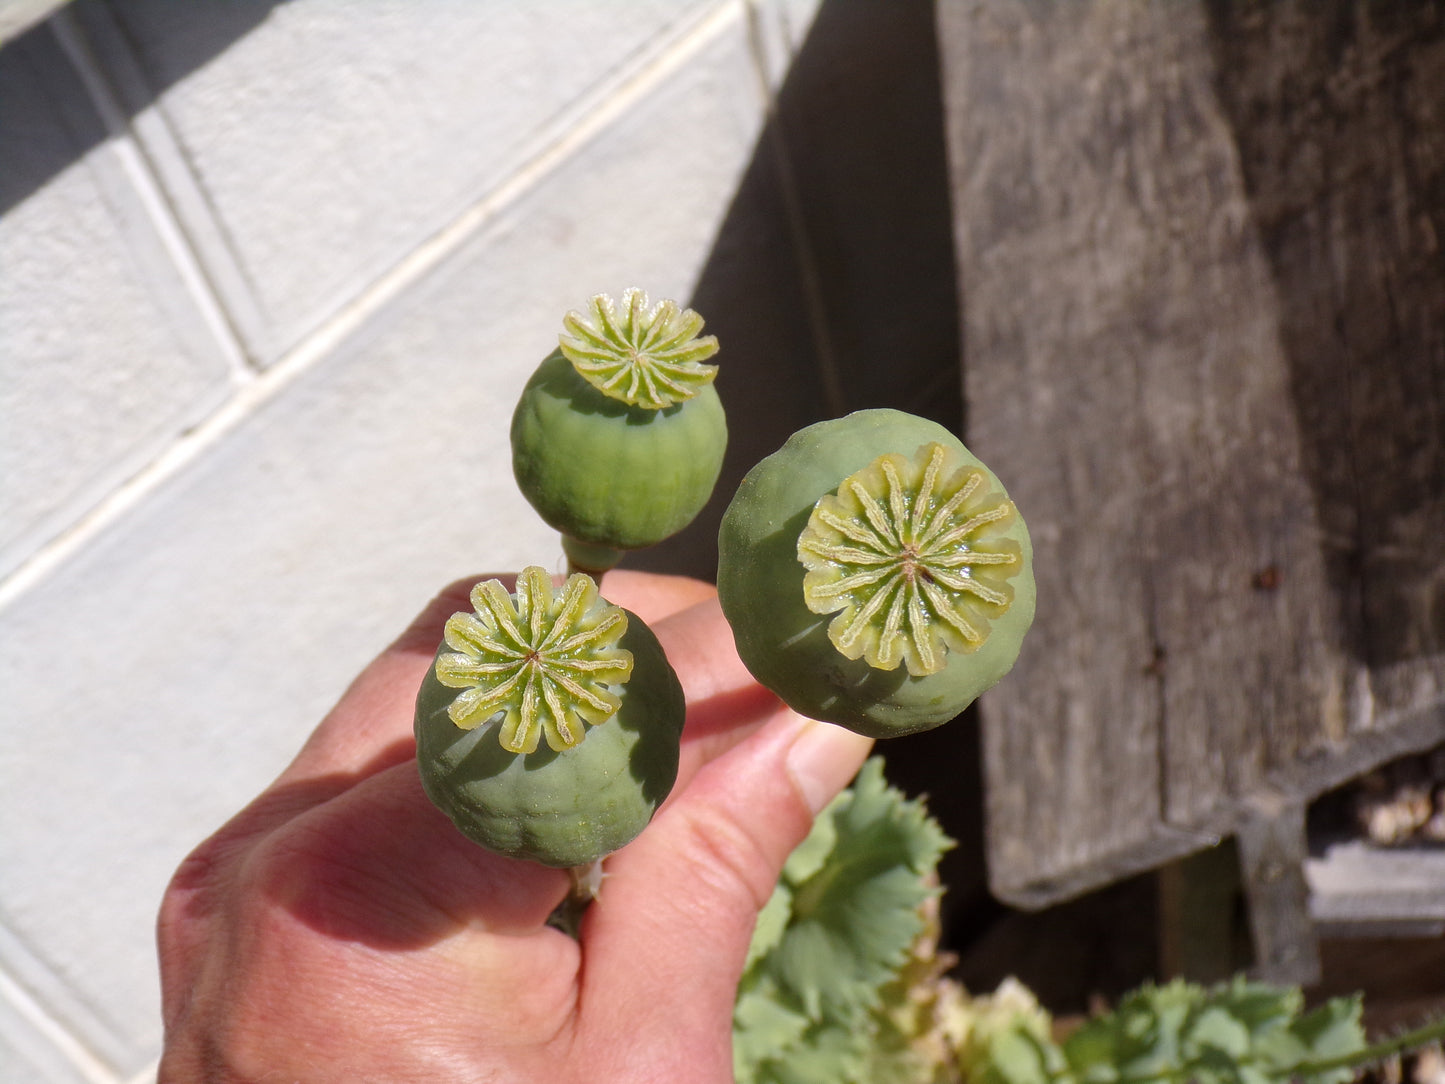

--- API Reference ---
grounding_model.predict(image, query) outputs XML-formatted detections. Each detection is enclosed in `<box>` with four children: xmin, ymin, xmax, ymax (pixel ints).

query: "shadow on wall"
<box><xmin>635</xmin><ymin>0</ymin><xmax>964</xmax><ymax>585</ymax></box>
<box><xmin>635</xmin><ymin>0</ymin><xmax>1006</xmax><ymax>962</ymax></box>
<box><xmin>0</xmin><ymin>0</ymin><xmax>285</xmax><ymax>218</ymax></box>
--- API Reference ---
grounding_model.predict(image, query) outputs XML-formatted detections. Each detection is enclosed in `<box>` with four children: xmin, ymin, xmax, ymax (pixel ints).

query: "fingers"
<box><xmin>222</xmin><ymin>566</ymin><xmax>798</xmax><ymax>979</ymax></box>
<box><xmin>648</xmin><ymin>593</ymin><xmax>793</xmax><ymax>787</ymax></box>
<box><xmin>389</xmin><ymin>575</ymin><xmax>507</xmax><ymax>656</ymax></box>
<box><xmin>598</xmin><ymin>568</ymin><xmax>716</xmax><ymax>625</ymax></box>
<box><xmin>575</xmin><ymin>709</ymin><xmax>873</xmax><ymax>1079</ymax></box>
<box><xmin>276</xmin><ymin>648</ymin><xmax>436</xmax><ymax>787</ymax></box>
<box><xmin>650</xmin><ymin>594</ymin><xmax>754</xmax><ymax>706</ymax></box>
<box><xmin>274</xmin><ymin>575</ymin><xmax>509</xmax><ymax>790</ymax></box>
<box><xmin>191</xmin><ymin>569</ymin><xmax>734</xmax><ymax>926</ymax></box>
<box><xmin>249</xmin><ymin>761</ymin><xmax>573</xmax><ymax>943</ymax></box>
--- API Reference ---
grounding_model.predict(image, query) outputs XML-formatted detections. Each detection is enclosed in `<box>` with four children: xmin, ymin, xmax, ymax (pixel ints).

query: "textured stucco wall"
<box><xmin>0</xmin><ymin>1</ymin><xmax>821</xmax><ymax>1078</ymax></box>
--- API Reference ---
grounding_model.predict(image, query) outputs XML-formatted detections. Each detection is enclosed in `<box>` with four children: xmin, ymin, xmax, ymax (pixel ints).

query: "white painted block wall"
<box><xmin>0</xmin><ymin>1</ymin><xmax>820</xmax><ymax>1078</ymax></box>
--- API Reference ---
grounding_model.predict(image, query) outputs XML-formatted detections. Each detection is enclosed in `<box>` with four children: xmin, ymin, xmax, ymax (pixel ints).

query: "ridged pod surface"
<box><xmin>511</xmin><ymin>291</ymin><xmax>727</xmax><ymax>559</ymax></box>
<box><xmin>717</xmin><ymin>409</ymin><xmax>1034</xmax><ymax>738</ymax></box>
<box><xmin>414</xmin><ymin>570</ymin><xmax>685</xmax><ymax>867</ymax></box>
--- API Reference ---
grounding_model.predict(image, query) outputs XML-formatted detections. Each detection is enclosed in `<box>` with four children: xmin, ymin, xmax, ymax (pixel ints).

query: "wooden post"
<box><xmin>1237</xmin><ymin>799</ymin><xmax>1321</xmax><ymax>986</ymax></box>
<box><xmin>937</xmin><ymin>0</ymin><xmax>1445</xmax><ymax>931</ymax></box>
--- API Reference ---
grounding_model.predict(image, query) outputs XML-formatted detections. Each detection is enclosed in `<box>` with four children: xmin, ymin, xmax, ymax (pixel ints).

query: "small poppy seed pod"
<box><xmin>511</xmin><ymin>290</ymin><xmax>728</xmax><ymax>571</ymax></box>
<box><xmin>414</xmin><ymin>568</ymin><xmax>685</xmax><ymax>868</ymax></box>
<box><xmin>717</xmin><ymin>409</ymin><xmax>1035</xmax><ymax>738</ymax></box>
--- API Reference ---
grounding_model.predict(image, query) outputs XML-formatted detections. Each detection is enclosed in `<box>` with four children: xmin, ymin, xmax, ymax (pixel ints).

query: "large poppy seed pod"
<box><xmin>414</xmin><ymin>567</ymin><xmax>685</xmax><ymax>868</ymax></box>
<box><xmin>717</xmin><ymin>409</ymin><xmax>1035</xmax><ymax>738</ymax></box>
<box><xmin>510</xmin><ymin>289</ymin><xmax>728</xmax><ymax>573</ymax></box>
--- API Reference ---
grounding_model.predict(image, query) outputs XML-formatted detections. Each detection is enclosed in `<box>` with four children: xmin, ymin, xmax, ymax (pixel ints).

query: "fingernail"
<box><xmin>785</xmin><ymin>718</ymin><xmax>874</xmax><ymax>815</ymax></box>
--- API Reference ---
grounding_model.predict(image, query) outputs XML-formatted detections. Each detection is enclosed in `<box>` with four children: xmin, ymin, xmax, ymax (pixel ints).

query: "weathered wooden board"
<box><xmin>937</xmin><ymin>0</ymin><xmax>1445</xmax><ymax>968</ymax></box>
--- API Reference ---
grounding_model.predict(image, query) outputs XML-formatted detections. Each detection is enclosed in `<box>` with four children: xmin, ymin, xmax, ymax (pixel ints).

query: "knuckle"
<box><xmin>669</xmin><ymin>803</ymin><xmax>795</xmax><ymax>915</ymax></box>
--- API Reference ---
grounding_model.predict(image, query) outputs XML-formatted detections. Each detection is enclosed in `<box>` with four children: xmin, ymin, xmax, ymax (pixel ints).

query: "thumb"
<box><xmin>574</xmin><ymin>707</ymin><xmax>872</xmax><ymax>1080</ymax></box>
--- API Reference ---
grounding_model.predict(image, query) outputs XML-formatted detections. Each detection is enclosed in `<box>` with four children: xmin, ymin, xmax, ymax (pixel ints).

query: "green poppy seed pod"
<box><xmin>717</xmin><ymin>409</ymin><xmax>1035</xmax><ymax>739</ymax></box>
<box><xmin>414</xmin><ymin>568</ymin><xmax>685</xmax><ymax>868</ymax></box>
<box><xmin>511</xmin><ymin>290</ymin><xmax>728</xmax><ymax>570</ymax></box>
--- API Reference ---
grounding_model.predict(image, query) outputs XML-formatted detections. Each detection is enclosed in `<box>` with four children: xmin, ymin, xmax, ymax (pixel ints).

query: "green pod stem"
<box><xmin>414</xmin><ymin>602</ymin><xmax>685</xmax><ymax>869</ymax></box>
<box><xmin>512</xmin><ymin>350</ymin><xmax>727</xmax><ymax>554</ymax></box>
<box><xmin>561</xmin><ymin>535</ymin><xmax>627</xmax><ymax>578</ymax></box>
<box><xmin>717</xmin><ymin>409</ymin><xmax>1035</xmax><ymax>739</ymax></box>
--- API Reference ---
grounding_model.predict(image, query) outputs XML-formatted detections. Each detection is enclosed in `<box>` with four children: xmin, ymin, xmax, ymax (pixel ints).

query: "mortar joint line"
<box><xmin>48</xmin><ymin>7</ymin><xmax>255</xmax><ymax>381</ymax></box>
<box><xmin>0</xmin><ymin>969</ymin><xmax>119</xmax><ymax>1084</ymax></box>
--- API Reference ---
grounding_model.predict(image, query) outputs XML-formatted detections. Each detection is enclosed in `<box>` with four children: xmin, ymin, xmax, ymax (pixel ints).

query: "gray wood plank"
<box><xmin>938</xmin><ymin>0</ymin><xmax>1445</xmax><ymax>914</ymax></box>
<box><xmin>1308</xmin><ymin>840</ymin><xmax>1445</xmax><ymax>939</ymax></box>
<box><xmin>1203</xmin><ymin>0</ymin><xmax>1445</xmax><ymax>727</ymax></box>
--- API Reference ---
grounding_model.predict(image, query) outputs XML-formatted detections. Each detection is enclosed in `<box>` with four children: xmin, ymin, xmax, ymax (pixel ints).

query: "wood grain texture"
<box><xmin>938</xmin><ymin>0</ymin><xmax>1445</xmax><ymax>911</ymax></box>
<box><xmin>1237</xmin><ymin>799</ymin><xmax>1320</xmax><ymax>984</ymax></box>
<box><xmin>1204</xmin><ymin>0</ymin><xmax>1445</xmax><ymax>709</ymax></box>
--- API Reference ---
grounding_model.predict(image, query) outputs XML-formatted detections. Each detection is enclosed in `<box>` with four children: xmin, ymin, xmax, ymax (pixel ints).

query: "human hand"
<box><xmin>156</xmin><ymin>570</ymin><xmax>873</xmax><ymax>1083</ymax></box>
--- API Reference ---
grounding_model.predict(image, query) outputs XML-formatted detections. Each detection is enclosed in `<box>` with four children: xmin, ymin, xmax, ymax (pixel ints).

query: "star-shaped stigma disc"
<box><xmin>434</xmin><ymin>567</ymin><xmax>634</xmax><ymax>754</ymax></box>
<box><xmin>797</xmin><ymin>442</ymin><xmax>1023</xmax><ymax>676</ymax></box>
<box><xmin>558</xmin><ymin>288</ymin><xmax>719</xmax><ymax>410</ymax></box>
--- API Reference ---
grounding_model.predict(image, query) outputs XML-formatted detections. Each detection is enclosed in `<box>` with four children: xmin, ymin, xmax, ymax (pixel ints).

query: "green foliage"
<box><xmin>733</xmin><ymin>758</ymin><xmax>952</xmax><ymax>1084</ymax></box>
<box><xmin>735</xmin><ymin>757</ymin><xmax>1445</xmax><ymax>1084</ymax></box>
<box><xmin>1052</xmin><ymin>978</ymin><xmax>1365</xmax><ymax>1084</ymax></box>
<box><xmin>938</xmin><ymin>977</ymin><xmax>1058</xmax><ymax>1084</ymax></box>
